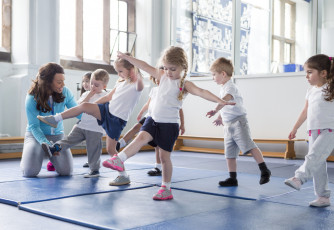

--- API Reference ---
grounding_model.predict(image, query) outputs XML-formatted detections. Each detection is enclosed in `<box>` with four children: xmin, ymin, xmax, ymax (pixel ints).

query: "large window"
<box><xmin>0</xmin><ymin>0</ymin><xmax>11</xmax><ymax>62</ymax></box>
<box><xmin>59</xmin><ymin>0</ymin><xmax>136</xmax><ymax>72</ymax></box>
<box><xmin>171</xmin><ymin>0</ymin><xmax>313</xmax><ymax>76</ymax></box>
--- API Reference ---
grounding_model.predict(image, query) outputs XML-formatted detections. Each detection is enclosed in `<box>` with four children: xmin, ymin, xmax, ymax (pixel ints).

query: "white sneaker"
<box><xmin>284</xmin><ymin>177</ymin><xmax>302</xmax><ymax>191</ymax></box>
<box><xmin>309</xmin><ymin>197</ymin><xmax>331</xmax><ymax>207</ymax></box>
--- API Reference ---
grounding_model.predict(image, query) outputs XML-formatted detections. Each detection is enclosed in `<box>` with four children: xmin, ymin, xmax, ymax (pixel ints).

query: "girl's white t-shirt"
<box><xmin>146</xmin><ymin>86</ymin><xmax>158</xmax><ymax>117</ymax></box>
<box><xmin>306</xmin><ymin>84</ymin><xmax>334</xmax><ymax>130</ymax></box>
<box><xmin>109</xmin><ymin>80</ymin><xmax>142</xmax><ymax>121</ymax></box>
<box><xmin>219</xmin><ymin>80</ymin><xmax>247</xmax><ymax>123</ymax></box>
<box><xmin>77</xmin><ymin>91</ymin><xmax>108</xmax><ymax>133</ymax></box>
<box><xmin>151</xmin><ymin>75</ymin><xmax>186</xmax><ymax>123</ymax></box>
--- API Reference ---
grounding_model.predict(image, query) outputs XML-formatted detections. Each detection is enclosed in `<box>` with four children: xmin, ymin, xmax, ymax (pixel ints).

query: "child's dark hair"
<box><xmin>28</xmin><ymin>63</ymin><xmax>65</xmax><ymax>113</ymax></box>
<box><xmin>81</xmin><ymin>72</ymin><xmax>92</xmax><ymax>96</ymax></box>
<box><xmin>305</xmin><ymin>54</ymin><xmax>334</xmax><ymax>101</ymax></box>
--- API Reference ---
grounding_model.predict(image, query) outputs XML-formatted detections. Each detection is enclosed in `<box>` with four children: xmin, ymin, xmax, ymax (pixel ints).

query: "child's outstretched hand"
<box><xmin>206</xmin><ymin>110</ymin><xmax>217</xmax><ymax>118</ymax></box>
<box><xmin>117</xmin><ymin>51</ymin><xmax>126</xmax><ymax>59</ymax></box>
<box><xmin>213</xmin><ymin>117</ymin><xmax>223</xmax><ymax>126</ymax></box>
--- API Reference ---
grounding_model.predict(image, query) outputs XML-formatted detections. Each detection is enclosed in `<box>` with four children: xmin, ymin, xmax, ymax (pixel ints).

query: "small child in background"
<box><xmin>43</xmin><ymin>69</ymin><xmax>109</xmax><ymax>177</ymax></box>
<box><xmin>38</xmin><ymin>53</ymin><xmax>144</xmax><ymax>185</ymax></box>
<box><xmin>103</xmin><ymin>47</ymin><xmax>235</xmax><ymax>200</ymax></box>
<box><xmin>206</xmin><ymin>57</ymin><xmax>271</xmax><ymax>187</ymax></box>
<box><xmin>285</xmin><ymin>54</ymin><xmax>334</xmax><ymax>207</ymax></box>
<box><xmin>47</xmin><ymin>72</ymin><xmax>92</xmax><ymax>171</ymax></box>
<box><xmin>117</xmin><ymin>76</ymin><xmax>185</xmax><ymax>176</ymax></box>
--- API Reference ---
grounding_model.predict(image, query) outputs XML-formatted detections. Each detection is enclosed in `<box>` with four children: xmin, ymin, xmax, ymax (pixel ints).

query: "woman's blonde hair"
<box><xmin>161</xmin><ymin>46</ymin><xmax>188</xmax><ymax>100</ymax></box>
<box><xmin>114</xmin><ymin>52</ymin><xmax>142</xmax><ymax>83</ymax></box>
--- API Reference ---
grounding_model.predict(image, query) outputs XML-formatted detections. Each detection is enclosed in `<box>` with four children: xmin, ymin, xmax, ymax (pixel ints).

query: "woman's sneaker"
<box><xmin>309</xmin><ymin>197</ymin><xmax>331</xmax><ymax>207</ymax></box>
<box><xmin>37</xmin><ymin>115</ymin><xmax>59</xmax><ymax>128</ymax></box>
<box><xmin>42</xmin><ymin>142</ymin><xmax>62</xmax><ymax>158</ymax></box>
<box><xmin>219</xmin><ymin>178</ymin><xmax>238</xmax><ymax>187</ymax></box>
<box><xmin>109</xmin><ymin>175</ymin><xmax>130</xmax><ymax>186</ymax></box>
<box><xmin>84</xmin><ymin>170</ymin><xmax>100</xmax><ymax>178</ymax></box>
<box><xmin>153</xmin><ymin>186</ymin><xmax>173</xmax><ymax>200</ymax></box>
<box><xmin>147</xmin><ymin>167</ymin><xmax>162</xmax><ymax>176</ymax></box>
<box><xmin>284</xmin><ymin>177</ymin><xmax>302</xmax><ymax>191</ymax></box>
<box><xmin>102</xmin><ymin>155</ymin><xmax>124</xmax><ymax>171</ymax></box>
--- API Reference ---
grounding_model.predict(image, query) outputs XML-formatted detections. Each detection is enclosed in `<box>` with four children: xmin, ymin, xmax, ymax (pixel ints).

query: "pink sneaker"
<box><xmin>284</xmin><ymin>177</ymin><xmax>302</xmax><ymax>190</ymax></box>
<box><xmin>47</xmin><ymin>161</ymin><xmax>55</xmax><ymax>171</ymax></box>
<box><xmin>102</xmin><ymin>155</ymin><xmax>124</xmax><ymax>172</ymax></box>
<box><xmin>153</xmin><ymin>186</ymin><xmax>173</xmax><ymax>200</ymax></box>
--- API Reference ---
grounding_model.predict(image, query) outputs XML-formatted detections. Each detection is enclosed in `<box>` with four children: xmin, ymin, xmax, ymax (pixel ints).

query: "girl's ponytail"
<box><xmin>178</xmin><ymin>67</ymin><xmax>188</xmax><ymax>100</ymax></box>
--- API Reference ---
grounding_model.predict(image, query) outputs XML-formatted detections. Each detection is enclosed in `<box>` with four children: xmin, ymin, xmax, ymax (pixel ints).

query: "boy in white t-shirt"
<box><xmin>42</xmin><ymin>69</ymin><xmax>109</xmax><ymax>178</ymax></box>
<box><xmin>206</xmin><ymin>57</ymin><xmax>271</xmax><ymax>186</ymax></box>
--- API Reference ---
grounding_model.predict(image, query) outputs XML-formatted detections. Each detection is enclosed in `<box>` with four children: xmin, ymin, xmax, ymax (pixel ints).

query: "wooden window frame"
<box><xmin>0</xmin><ymin>0</ymin><xmax>11</xmax><ymax>62</ymax></box>
<box><xmin>60</xmin><ymin>0</ymin><xmax>136</xmax><ymax>74</ymax></box>
<box><xmin>272</xmin><ymin>0</ymin><xmax>296</xmax><ymax>64</ymax></box>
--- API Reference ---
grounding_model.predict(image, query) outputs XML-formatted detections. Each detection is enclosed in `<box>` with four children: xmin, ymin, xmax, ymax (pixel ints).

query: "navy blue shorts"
<box><xmin>138</xmin><ymin>117</ymin><xmax>146</xmax><ymax>125</ymax></box>
<box><xmin>140</xmin><ymin>116</ymin><xmax>179</xmax><ymax>152</ymax></box>
<box><xmin>138</xmin><ymin>117</ymin><xmax>157</xmax><ymax>147</ymax></box>
<box><xmin>97</xmin><ymin>102</ymin><xmax>127</xmax><ymax>141</ymax></box>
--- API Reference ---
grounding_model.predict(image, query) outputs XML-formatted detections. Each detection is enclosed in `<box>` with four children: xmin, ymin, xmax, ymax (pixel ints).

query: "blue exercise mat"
<box><xmin>19</xmin><ymin>187</ymin><xmax>255</xmax><ymax>230</ymax></box>
<box><xmin>172</xmin><ymin>173</ymin><xmax>310</xmax><ymax>200</ymax></box>
<box><xmin>0</xmin><ymin>174</ymin><xmax>152</xmax><ymax>206</ymax></box>
<box><xmin>135</xmin><ymin>200</ymin><xmax>334</xmax><ymax>230</ymax></box>
<box><xmin>102</xmin><ymin>167</ymin><xmax>229</xmax><ymax>186</ymax></box>
<box><xmin>263</xmin><ymin>183</ymin><xmax>334</xmax><ymax>210</ymax></box>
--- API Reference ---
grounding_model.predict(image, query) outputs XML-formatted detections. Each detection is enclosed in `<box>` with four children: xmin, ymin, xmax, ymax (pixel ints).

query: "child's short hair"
<box><xmin>92</xmin><ymin>69</ymin><xmax>110</xmax><ymax>85</ymax></box>
<box><xmin>210</xmin><ymin>57</ymin><xmax>234</xmax><ymax>77</ymax></box>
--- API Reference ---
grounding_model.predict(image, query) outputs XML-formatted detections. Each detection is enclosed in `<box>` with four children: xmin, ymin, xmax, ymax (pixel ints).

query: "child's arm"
<box><xmin>184</xmin><ymin>81</ymin><xmax>235</xmax><ymax>109</ymax></box>
<box><xmin>117</xmin><ymin>51</ymin><xmax>164</xmax><ymax>80</ymax></box>
<box><xmin>206</xmin><ymin>94</ymin><xmax>233</xmax><ymax>118</ymax></box>
<box><xmin>136</xmin><ymin>74</ymin><xmax>144</xmax><ymax>92</ymax></box>
<box><xmin>94</xmin><ymin>88</ymin><xmax>116</xmax><ymax>104</ymax></box>
<box><xmin>137</xmin><ymin>97</ymin><xmax>151</xmax><ymax>121</ymax></box>
<box><xmin>78</xmin><ymin>90</ymin><xmax>96</xmax><ymax>104</ymax></box>
<box><xmin>288</xmin><ymin>100</ymin><xmax>308</xmax><ymax>139</ymax></box>
<box><xmin>179</xmin><ymin>108</ymin><xmax>185</xmax><ymax>135</ymax></box>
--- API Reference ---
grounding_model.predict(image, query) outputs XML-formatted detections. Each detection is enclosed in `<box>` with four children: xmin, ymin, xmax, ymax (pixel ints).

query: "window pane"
<box><xmin>273</xmin><ymin>0</ymin><xmax>281</xmax><ymax>36</ymax></box>
<box><xmin>284</xmin><ymin>43</ymin><xmax>291</xmax><ymax>63</ymax></box>
<box><xmin>59</xmin><ymin>0</ymin><xmax>76</xmax><ymax>57</ymax></box>
<box><xmin>285</xmin><ymin>3</ymin><xmax>291</xmax><ymax>38</ymax></box>
<box><xmin>119</xmin><ymin>1</ymin><xmax>128</xmax><ymax>31</ymax></box>
<box><xmin>83</xmin><ymin>0</ymin><xmax>103</xmax><ymax>60</ymax></box>
<box><xmin>240</xmin><ymin>2</ymin><xmax>270</xmax><ymax>75</ymax></box>
<box><xmin>110</xmin><ymin>0</ymin><xmax>119</xmax><ymax>30</ymax></box>
<box><xmin>273</xmin><ymin>39</ymin><xmax>280</xmax><ymax>63</ymax></box>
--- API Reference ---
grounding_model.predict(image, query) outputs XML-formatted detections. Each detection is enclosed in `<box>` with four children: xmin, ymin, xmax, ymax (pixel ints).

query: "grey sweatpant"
<box><xmin>57</xmin><ymin>125</ymin><xmax>103</xmax><ymax>171</ymax></box>
<box><xmin>20</xmin><ymin>132</ymin><xmax>73</xmax><ymax>177</ymax></box>
<box><xmin>295</xmin><ymin>129</ymin><xmax>334</xmax><ymax>198</ymax></box>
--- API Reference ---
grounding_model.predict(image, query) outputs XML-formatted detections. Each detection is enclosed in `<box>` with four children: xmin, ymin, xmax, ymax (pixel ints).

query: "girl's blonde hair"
<box><xmin>161</xmin><ymin>46</ymin><xmax>188</xmax><ymax>100</ymax></box>
<box><xmin>305</xmin><ymin>54</ymin><xmax>334</xmax><ymax>101</ymax></box>
<box><xmin>114</xmin><ymin>52</ymin><xmax>142</xmax><ymax>83</ymax></box>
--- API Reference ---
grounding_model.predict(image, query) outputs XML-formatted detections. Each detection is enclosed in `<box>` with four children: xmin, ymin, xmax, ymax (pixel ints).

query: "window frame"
<box><xmin>0</xmin><ymin>0</ymin><xmax>11</xmax><ymax>63</ymax></box>
<box><xmin>60</xmin><ymin>0</ymin><xmax>136</xmax><ymax>74</ymax></box>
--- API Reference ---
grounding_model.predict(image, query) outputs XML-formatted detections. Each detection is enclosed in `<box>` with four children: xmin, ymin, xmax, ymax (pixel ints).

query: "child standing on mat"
<box><xmin>285</xmin><ymin>54</ymin><xmax>334</xmax><ymax>207</ymax></box>
<box><xmin>206</xmin><ymin>57</ymin><xmax>271</xmax><ymax>187</ymax></box>
<box><xmin>38</xmin><ymin>53</ymin><xmax>144</xmax><ymax>185</ymax></box>
<box><xmin>117</xmin><ymin>76</ymin><xmax>185</xmax><ymax>176</ymax></box>
<box><xmin>102</xmin><ymin>47</ymin><xmax>235</xmax><ymax>200</ymax></box>
<box><xmin>42</xmin><ymin>69</ymin><xmax>109</xmax><ymax>178</ymax></box>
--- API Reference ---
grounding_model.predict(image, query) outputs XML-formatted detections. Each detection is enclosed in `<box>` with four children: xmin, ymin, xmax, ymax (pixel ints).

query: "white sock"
<box><xmin>118</xmin><ymin>151</ymin><xmax>128</xmax><ymax>162</ymax></box>
<box><xmin>162</xmin><ymin>181</ymin><xmax>171</xmax><ymax>190</ymax></box>
<box><xmin>54</xmin><ymin>113</ymin><xmax>63</xmax><ymax>122</ymax></box>
<box><xmin>119</xmin><ymin>138</ymin><xmax>127</xmax><ymax>148</ymax></box>
<box><xmin>119</xmin><ymin>171</ymin><xmax>128</xmax><ymax>177</ymax></box>
<box><xmin>155</xmin><ymin>163</ymin><xmax>162</xmax><ymax>170</ymax></box>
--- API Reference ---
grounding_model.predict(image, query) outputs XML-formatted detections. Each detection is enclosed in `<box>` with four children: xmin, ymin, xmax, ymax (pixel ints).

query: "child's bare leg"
<box><xmin>121</xmin><ymin>123</ymin><xmax>143</xmax><ymax>144</ymax></box>
<box><xmin>61</xmin><ymin>103</ymin><xmax>101</xmax><ymax>121</ymax></box>
<box><xmin>147</xmin><ymin>147</ymin><xmax>162</xmax><ymax>176</ymax></box>
<box><xmin>119</xmin><ymin>131</ymin><xmax>153</xmax><ymax>159</ymax></box>
<box><xmin>155</xmin><ymin>147</ymin><xmax>161</xmax><ymax>164</ymax></box>
<box><xmin>106</xmin><ymin>136</ymin><xmax>118</xmax><ymax>157</ymax></box>
<box><xmin>249</xmin><ymin>148</ymin><xmax>264</xmax><ymax>164</ymax></box>
<box><xmin>159</xmin><ymin>148</ymin><xmax>172</xmax><ymax>186</ymax></box>
<box><xmin>219</xmin><ymin>158</ymin><xmax>238</xmax><ymax>187</ymax></box>
<box><xmin>249</xmin><ymin>148</ymin><xmax>271</xmax><ymax>185</ymax></box>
